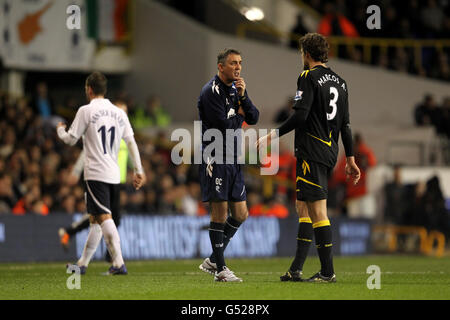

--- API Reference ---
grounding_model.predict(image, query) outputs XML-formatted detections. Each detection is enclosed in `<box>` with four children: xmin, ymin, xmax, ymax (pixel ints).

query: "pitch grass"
<box><xmin>0</xmin><ymin>255</ymin><xmax>449</xmax><ymax>300</ymax></box>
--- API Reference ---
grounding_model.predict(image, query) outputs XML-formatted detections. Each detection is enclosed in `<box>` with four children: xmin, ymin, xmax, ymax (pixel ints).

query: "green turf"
<box><xmin>0</xmin><ymin>256</ymin><xmax>449</xmax><ymax>300</ymax></box>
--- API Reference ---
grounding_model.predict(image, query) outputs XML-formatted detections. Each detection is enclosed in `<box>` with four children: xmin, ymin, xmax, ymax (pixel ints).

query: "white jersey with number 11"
<box><xmin>67</xmin><ymin>98</ymin><xmax>134</xmax><ymax>184</ymax></box>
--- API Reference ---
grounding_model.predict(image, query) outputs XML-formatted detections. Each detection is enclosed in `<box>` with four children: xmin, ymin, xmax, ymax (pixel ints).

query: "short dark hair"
<box><xmin>86</xmin><ymin>71</ymin><xmax>107</xmax><ymax>96</ymax></box>
<box><xmin>217</xmin><ymin>48</ymin><xmax>241</xmax><ymax>65</ymax></box>
<box><xmin>299</xmin><ymin>33</ymin><xmax>329</xmax><ymax>63</ymax></box>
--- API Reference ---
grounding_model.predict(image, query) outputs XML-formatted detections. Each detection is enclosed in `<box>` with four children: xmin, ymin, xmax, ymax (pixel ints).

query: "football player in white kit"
<box><xmin>57</xmin><ymin>72</ymin><xmax>146</xmax><ymax>275</ymax></box>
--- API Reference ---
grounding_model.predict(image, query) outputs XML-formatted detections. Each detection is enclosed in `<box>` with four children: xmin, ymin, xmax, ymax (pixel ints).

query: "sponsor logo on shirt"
<box><xmin>227</xmin><ymin>108</ymin><xmax>236</xmax><ymax>119</ymax></box>
<box><xmin>212</xmin><ymin>81</ymin><xmax>220</xmax><ymax>95</ymax></box>
<box><xmin>294</xmin><ymin>90</ymin><xmax>303</xmax><ymax>101</ymax></box>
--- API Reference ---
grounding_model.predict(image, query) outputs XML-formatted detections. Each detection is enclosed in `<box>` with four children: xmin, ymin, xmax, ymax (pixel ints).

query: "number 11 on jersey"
<box><xmin>98</xmin><ymin>126</ymin><xmax>115</xmax><ymax>154</ymax></box>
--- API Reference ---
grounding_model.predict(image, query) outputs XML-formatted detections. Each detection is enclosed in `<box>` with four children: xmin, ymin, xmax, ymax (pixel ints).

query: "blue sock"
<box><xmin>209</xmin><ymin>222</ymin><xmax>226</xmax><ymax>271</ymax></box>
<box><xmin>209</xmin><ymin>217</ymin><xmax>241</xmax><ymax>264</ymax></box>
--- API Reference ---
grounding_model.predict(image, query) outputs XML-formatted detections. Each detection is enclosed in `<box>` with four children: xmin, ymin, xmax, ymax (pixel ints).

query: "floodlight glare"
<box><xmin>242</xmin><ymin>7</ymin><xmax>264</xmax><ymax>21</ymax></box>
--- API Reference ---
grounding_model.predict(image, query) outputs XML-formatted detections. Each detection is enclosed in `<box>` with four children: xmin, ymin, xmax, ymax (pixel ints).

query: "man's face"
<box><xmin>219</xmin><ymin>54</ymin><xmax>242</xmax><ymax>83</ymax></box>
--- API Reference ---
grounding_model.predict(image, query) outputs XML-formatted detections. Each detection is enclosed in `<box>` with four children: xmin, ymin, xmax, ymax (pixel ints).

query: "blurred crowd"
<box><xmin>414</xmin><ymin>94</ymin><xmax>450</xmax><ymax>164</ymax></box>
<box><xmin>0</xmin><ymin>83</ymin><xmax>211</xmax><ymax>217</ymax></box>
<box><xmin>384</xmin><ymin>165</ymin><xmax>449</xmax><ymax>237</ymax></box>
<box><xmin>414</xmin><ymin>94</ymin><xmax>450</xmax><ymax>138</ymax></box>
<box><xmin>293</xmin><ymin>0</ymin><xmax>450</xmax><ymax>81</ymax></box>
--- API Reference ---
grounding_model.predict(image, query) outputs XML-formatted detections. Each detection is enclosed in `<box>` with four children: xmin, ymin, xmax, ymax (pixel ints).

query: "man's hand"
<box><xmin>345</xmin><ymin>156</ymin><xmax>361</xmax><ymax>185</ymax></box>
<box><xmin>57</xmin><ymin>122</ymin><xmax>66</xmax><ymax>130</ymax></box>
<box><xmin>67</xmin><ymin>174</ymin><xmax>80</xmax><ymax>186</ymax></box>
<box><xmin>133</xmin><ymin>172</ymin><xmax>146</xmax><ymax>191</ymax></box>
<box><xmin>255</xmin><ymin>130</ymin><xmax>277</xmax><ymax>150</ymax></box>
<box><xmin>237</xmin><ymin>106</ymin><xmax>245</xmax><ymax>117</ymax></box>
<box><xmin>235</xmin><ymin>77</ymin><xmax>246</xmax><ymax>97</ymax></box>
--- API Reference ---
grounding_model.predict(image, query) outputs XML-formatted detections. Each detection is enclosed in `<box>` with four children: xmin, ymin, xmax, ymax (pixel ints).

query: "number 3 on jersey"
<box><xmin>327</xmin><ymin>87</ymin><xmax>338</xmax><ymax>121</ymax></box>
<box><xmin>98</xmin><ymin>125</ymin><xmax>115</xmax><ymax>154</ymax></box>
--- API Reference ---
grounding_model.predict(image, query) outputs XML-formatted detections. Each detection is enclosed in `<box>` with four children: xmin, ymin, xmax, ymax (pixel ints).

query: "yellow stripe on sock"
<box><xmin>312</xmin><ymin>220</ymin><xmax>331</xmax><ymax>228</ymax></box>
<box><xmin>324</xmin><ymin>243</ymin><xmax>333</xmax><ymax>247</ymax></box>
<box><xmin>297</xmin><ymin>238</ymin><xmax>312</xmax><ymax>242</ymax></box>
<box><xmin>299</xmin><ymin>217</ymin><xmax>312</xmax><ymax>223</ymax></box>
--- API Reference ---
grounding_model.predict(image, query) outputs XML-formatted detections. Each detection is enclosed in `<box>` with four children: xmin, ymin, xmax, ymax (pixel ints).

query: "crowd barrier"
<box><xmin>0</xmin><ymin>214</ymin><xmax>372</xmax><ymax>262</ymax></box>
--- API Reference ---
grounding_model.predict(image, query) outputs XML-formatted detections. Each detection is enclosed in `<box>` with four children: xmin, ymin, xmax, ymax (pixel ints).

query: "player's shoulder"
<box><xmin>329</xmin><ymin>68</ymin><xmax>347</xmax><ymax>84</ymax></box>
<box><xmin>329</xmin><ymin>69</ymin><xmax>348</xmax><ymax>93</ymax></box>
<box><xmin>117</xmin><ymin>107</ymin><xmax>129</xmax><ymax>120</ymax></box>
<box><xmin>201</xmin><ymin>76</ymin><xmax>222</xmax><ymax>99</ymax></box>
<box><xmin>297</xmin><ymin>68</ymin><xmax>317</xmax><ymax>88</ymax></box>
<box><xmin>300</xmin><ymin>66</ymin><xmax>349</xmax><ymax>92</ymax></box>
<box><xmin>76</xmin><ymin>103</ymin><xmax>91</xmax><ymax>115</ymax></box>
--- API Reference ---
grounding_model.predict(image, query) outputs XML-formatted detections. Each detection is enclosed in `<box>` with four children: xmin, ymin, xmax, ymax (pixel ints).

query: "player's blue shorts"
<box><xmin>199</xmin><ymin>161</ymin><xmax>247</xmax><ymax>203</ymax></box>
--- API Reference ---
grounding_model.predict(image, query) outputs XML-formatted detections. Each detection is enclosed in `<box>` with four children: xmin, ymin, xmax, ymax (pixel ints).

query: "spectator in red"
<box><xmin>249</xmin><ymin>193</ymin><xmax>289</xmax><ymax>219</ymax></box>
<box><xmin>317</xmin><ymin>1</ymin><xmax>359</xmax><ymax>61</ymax></box>
<box><xmin>12</xmin><ymin>192</ymin><xmax>49</xmax><ymax>216</ymax></box>
<box><xmin>334</xmin><ymin>132</ymin><xmax>376</xmax><ymax>218</ymax></box>
<box><xmin>260</xmin><ymin>142</ymin><xmax>296</xmax><ymax>197</ymax></box>
<box><xmin>317</xmin><ymin>2</ymin><xmax>359</xmax><ymax>38</ymax></box>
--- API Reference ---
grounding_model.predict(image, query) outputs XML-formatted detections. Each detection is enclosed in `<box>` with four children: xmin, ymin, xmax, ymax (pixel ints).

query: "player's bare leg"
<box><xmin>229</xmin><ymin>201</ymin><xmax>248</xmax><ymax>223</ymax></box>
<box><xmin>281</xmin><ymin>201</ymin><xmax>313</xmax><ymax>282</ymax></box>
<box><xmin>305</xmin><ymin>200</ymin><xmax>336</xmax><ymax>282</ymax></box>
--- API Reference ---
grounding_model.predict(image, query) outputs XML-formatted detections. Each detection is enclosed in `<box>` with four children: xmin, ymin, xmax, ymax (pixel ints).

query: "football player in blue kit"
<box><xmin>197</xmin><ymin>49</ymin><xmax>259</xmax><ymax>282</ymax></box>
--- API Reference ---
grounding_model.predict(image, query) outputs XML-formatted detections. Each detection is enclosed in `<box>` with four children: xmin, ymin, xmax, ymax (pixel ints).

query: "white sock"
<box><xmin>77</xmin><ymin>223</ymin><xmax>102</xmax><ymax>267</ymax></box>
<box><xmin>101</xmin><ymin>219</ymin><xmax>124</xmax><ymax>268</ymax></box>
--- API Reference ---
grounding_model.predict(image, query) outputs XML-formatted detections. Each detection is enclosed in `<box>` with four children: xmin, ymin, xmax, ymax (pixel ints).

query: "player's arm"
<box><xmin>123</xmin><ymin>136</ymin><xmax>145</xmax><ymax>190</ymax></box>
<box><xmin>257</xmin><ymin>75</ymin><xmax>314</xmax><ymax>148</ymax></box>
<box><xmin>235</xmin><ymin>78</ymin><xmax>259</xmax><ymax>125</ymax></box>
<box><xmin>122</xmin><ymin>114</ymin><xmax>146</xmax><ymax>190</ymax></box>
<box><xmin>202</xmin><ymin>87</ymin><xmax>244</xmax><ymax>130</ymax></box>
<box><xmin>340</xmin><ymin>89</ymin><xmax>360</xmax><ymax>185</ymax></box>
<box><xmin>67</xmin><ymin>150</ymin><xmax>85</xmax><ymax>185</ymax></box>
<box><xmin>57</xmin><ymin>123</ymin><xmax>79</xmax><ymax>146</ymax></box>
<box><xmin>57</xmin><ymin>107</ymin><xmax>87</xmax><ymax>146</ymax></box>
<box><xmin>237</xmin><ymin>93</ymin><xmax>259</xmax><ymax>125</ymax></box>
<box><xmin>277</xmin><ymin>75</ymin><xmax>314</xmax><ymax>136</ymax></box>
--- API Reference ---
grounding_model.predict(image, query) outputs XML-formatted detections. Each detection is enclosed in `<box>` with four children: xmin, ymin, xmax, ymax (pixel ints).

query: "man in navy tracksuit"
<box><xmin>197</xmin><ymin>48</ymin><xmax>259</xmax><ymax>282</ymax></box>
